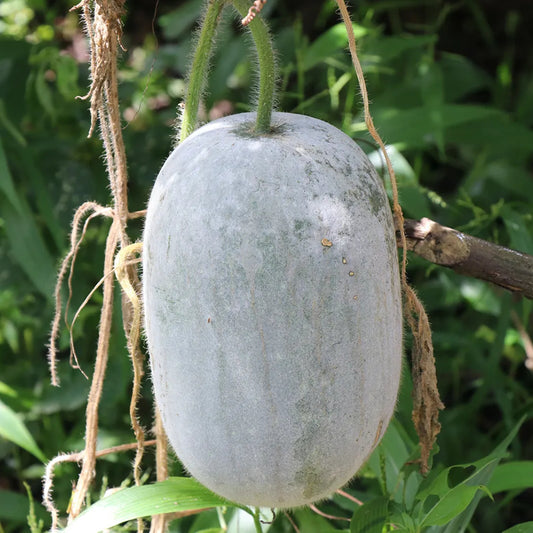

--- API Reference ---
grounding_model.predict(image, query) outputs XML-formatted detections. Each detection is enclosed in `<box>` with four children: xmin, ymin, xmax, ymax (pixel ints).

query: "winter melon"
<box><xmin>143</xmin><ymin>112</ymin><xmax>402</xmax><ymax>508</ymax></box>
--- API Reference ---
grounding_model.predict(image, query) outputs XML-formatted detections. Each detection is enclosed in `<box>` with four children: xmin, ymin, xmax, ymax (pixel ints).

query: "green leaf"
<box><xmin>63</xmin><ymin>477</ymin><xmax>237</xmax><ymax>533</ymax></box>
<box><xmin>367</xmin><ymin>144</ymin><xmax>417</xmax><ymax>185</ymax></box>
<box><xmin>441</xmin><ymin>52</ymin><xmax>491</xmax><ymax>101</ymax></box>
<box><xmin>33</xmin><ymin>370</ymin><xmax>90</xmax><ymax>415</ymax></box>
<box><xmin>367</xmin><ymin>34</ymin><xmax>437</xmax><ymax>64</ymax></box>
<box><xmin>0</xmin><ymin>135</ymin><xmax>23</xmax><ymax>212</ymax></box>
<box><xmin>0</xmin><ymin>399</ymin><xmax>47</xmax><ymax>463</ymax></box>
<box><xmin>6</xmin><ymin>139</ymin><xmax>65</xmax><ymax>250</ymax></box>
<box><xmin>370</xmin><ymin>104</ymin><xmax>501</xmax><ymax>149</ymax></box>
<box><xmin>0</xmin><ymin>381</ymin><xmax>17</xmax><ymax>398</ymax></box>
<box><xmin>365</xmin><ymin>417</ymin><xmax>419</xmax><ymax>501</ymax></box>
<box><xmin>420</xmin><ymin>61</ymin><xmax>445</xmax><ymax>155</ymax></box>
<box><xmin>158</xmin><ymin>0</ymin><xmax>203</xmax><ymax>40</ymax></box>
<box><xmin>33</xmin><ymin>65</ymin><xmax>56</xmax><ymax>119</ymax></box>
<box><xmin>502</xmin><ymin>523</ymin><xmax>533</xmax><ymax>533</ymax></box>
<box><xmin>3</xmin><ymin>319</ymin><xmax>19</xmax><ymax>351</ymax></box>
<box><xmin>488</xmin><ymin>462</ymin><xmax>533</xmax><ymax>494</ymax></box>
<box><xmin>55</xmin><ymin>55</ymin><xmax>79</xmax><ymax>100</ymax></box>
<box><xmin>350</xmin><ymin>497</ymin><xmax>389</xmax><ymax>533</ymax></box>
<box><xmin>0</xmin><ymin>98</ymin><xmax>27</xmax><ymax>146</ymax></box>
<box><xmin>303</xmin><ymin>23</ymin><xmax>367</xmax><ymax>71</ymax></box>
<box><xmin>0</xmin><ymin>39</ymin><xmax>31</xmax><ymax>125</ymax></box>
<box><xmin>446</xmin><ymin>114</ymin><xmax>533</xmax><ymax>163</ymax></box>
<box><xmin>187</xmin><ymin>508</ymin><xmax>221</xmax><ymax>532</ymax></box>
<box><xmin>420</xmin><ymin>484</ymin><xmax>481</xmax><ymax>527</ymax></box>
<box><xmin>1</xmin><ymin>196</ymin><xmax>57</xmax><ymax>298</ymax></box>
<box><xmin>418</xmin><ymin>417</ymin><xmax>526</xmax><ymax>533</ymax></box>
<box><xmin>367</xmin><ymin>145</ymin><xmax>431</xmax><ymax>217</ymax></box>
<box><xmin>501</xmin><ymin>205</ymin><xmax>533</xmax><ymax>255</ymax></box>
<box><xmin>463</xmin><ymin>161</ymin><xmax>533</xmax><ymax>199</ymax></box>
<box><xmin>0</xmin><ymin>489</ymin><xmax>49</xmax><ymax>524</ymax></box>
<box><xmin>0</xmin><ymin>147</ymin><xmax>57</xmax><ymax>299</ymax></box>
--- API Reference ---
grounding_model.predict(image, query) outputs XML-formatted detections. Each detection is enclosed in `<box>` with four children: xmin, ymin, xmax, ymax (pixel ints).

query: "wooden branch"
<box><xmin>400</xmin><ymin>218</ymin><xmax>533</xmax><ymax>300</ymax></box>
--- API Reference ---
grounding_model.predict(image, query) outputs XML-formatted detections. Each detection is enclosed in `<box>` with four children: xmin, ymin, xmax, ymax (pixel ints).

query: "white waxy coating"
<box><xmin>143</xmin><ymin>112</ymin><xmax>402</xmax><ymax>508</ymax></box>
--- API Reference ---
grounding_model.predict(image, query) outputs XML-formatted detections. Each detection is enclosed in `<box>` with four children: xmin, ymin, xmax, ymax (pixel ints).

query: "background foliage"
<box><xmin>0</xmin><ymin>0</ymin><xmax>532</xmax><ymax>531</ymax></box>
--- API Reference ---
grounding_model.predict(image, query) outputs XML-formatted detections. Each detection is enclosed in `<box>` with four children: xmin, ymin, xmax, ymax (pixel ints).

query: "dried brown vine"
<box><xmin>334</xmin><ymin>0</ymin><xmax>444</xmax><ymax>473</ymax></box>
<box><xmin>43</xmin><ymin>0</ymin><xmax>154</xmax><ymax>529</ymax></box>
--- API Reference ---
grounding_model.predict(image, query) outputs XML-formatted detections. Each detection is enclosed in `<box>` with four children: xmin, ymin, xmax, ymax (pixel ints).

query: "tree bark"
<box><xmin>400</xmin><ymin>217</ymin><xmax>533</xmax><ymax>300</ymax></box>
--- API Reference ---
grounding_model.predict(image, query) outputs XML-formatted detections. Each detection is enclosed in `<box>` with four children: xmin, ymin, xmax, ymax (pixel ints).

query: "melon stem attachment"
<box><xmin>181</xmin><ymin>0</ymin><xmax>276</xmax><ymax>140</ymax></box>
<box><xmin>180</xmin><ymin>0</ymin><xmax>227</xmax><ymax>143</ymax></box>
<box><xmin>231</xmin><ymin>0</ymin><xmax>276</xmax><ymax>133</ymax></box>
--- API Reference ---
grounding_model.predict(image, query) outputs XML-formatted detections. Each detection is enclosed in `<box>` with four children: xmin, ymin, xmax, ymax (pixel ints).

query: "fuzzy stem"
<box><xmin>180</xmin><ymin>0</ymin><xmax>226</xmax><ymax>143</ymax></box>
<box><xmin>231</xmin><ymin>0</ymin><xmax>276</xmax><ymax>133</ymax></box>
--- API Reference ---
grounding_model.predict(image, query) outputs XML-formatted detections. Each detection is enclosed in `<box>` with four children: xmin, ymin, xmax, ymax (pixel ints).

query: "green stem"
<box><xmin>252</xmin><ymin>507</ymin><xmax>263</xmax><ymax>533</ymax></box>
<box><xmin>180</xmin><ymin>0</ymin><xmax>226</xmax><ymax>143</ymax></box>
<box><xmin>231</xmin><ymin>0</ymin><xmax>276</xmax><ymax>133</ymax></box>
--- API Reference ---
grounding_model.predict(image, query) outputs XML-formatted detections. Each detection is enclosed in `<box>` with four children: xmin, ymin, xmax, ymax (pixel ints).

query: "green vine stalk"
<box><xmin>231</xmin><ymin>0</ymin><xmax>276</xmax><ymax>133</ymax></box>
<box><xmin>252</xmin><ymin>507</ymin><xmax>263</xmax><ymax>533</ymax></box>
<box><xmin>179</xmin><ymin>0</ymin><xmax>226</xmax><ymax>143</ymax></box>
<box><xmin>180</xmin><ymin>0</ymin><xmax>276</xmax><ymax>142</ymax></box>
